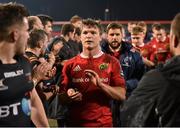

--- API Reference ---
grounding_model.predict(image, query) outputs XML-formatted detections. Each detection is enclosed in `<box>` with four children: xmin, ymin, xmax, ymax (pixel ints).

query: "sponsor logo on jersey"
<box><xmin>72</xmin><ymin>77</ymin><xmax>109</xmax><ymax>83</ymax></box>
<box><xmin>0</xmin><ymin>78</ymin><xmax>8</xmax><ymax>91</ymax></box>
<box><xmin>4</xmin><ymin>69</ymin><xmax>24</xmax><ymax>78</ymax></box>
<box><xmin>130</xmin><ymin>48</ymin><xmax>136</xmax><ymax>53</ymax></box>
<box><xmin>21</xmin><ymin>97</ymin><xmax>31</xmax><ymax>116</ymax></box>
<box><xmin>73</xmin><ymin>65</ymin><xmax>82</xmax><ymax>72</ymax></box>
<box><xmin>0</xmin><ymin>95</ymin><xmax>31</xmax><ymax>118</ymax></box>
<box><xmin>99</xmin><ymin>63</ymin><xmax>108</xmax><ymax>70</ymax></box>
<box><xmin>121</xmin><ymin>56</ymin><xmax>132</xmax><ymax>67</ymax></box>
<box><xmin>0</xmin><ymin>102</ymin><xmax>21</xmax><ymax>118</ymax></box>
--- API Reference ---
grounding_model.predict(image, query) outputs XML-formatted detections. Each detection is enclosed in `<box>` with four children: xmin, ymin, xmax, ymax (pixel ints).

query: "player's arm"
<box><xmin>141</xmin><ymin>44</ymin><xmax>155</xmax><ymax>67</ymax></box>
<box><xmin>142</xmin><ymin>57</ymin><xmax>155</xmax><ymax>67</ymax></box>
<box><xmin>30</xmin><ymin>88</ymin><xmax>49</xmax><ymax>127</ymax></box>
<box><xmin>100</xmin><ymin>83</ymin><xmax>126</xmax><ymax>100</ymax></box>
<box><xmin>85</xmin><ymin>69</ymin><xmax>126</xmax><ymax>100</ymax></box>
<box><xmin>59</xmin><ymin>62</ymin><xmax>83</xmax><ymax>102</ymax></box>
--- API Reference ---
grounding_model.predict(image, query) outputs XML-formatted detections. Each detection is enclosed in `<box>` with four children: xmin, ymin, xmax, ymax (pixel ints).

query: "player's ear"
<box><xmin>7</xmin><ymin>30</ymin><xmax>19</xmax><ymax>43</ymax></box>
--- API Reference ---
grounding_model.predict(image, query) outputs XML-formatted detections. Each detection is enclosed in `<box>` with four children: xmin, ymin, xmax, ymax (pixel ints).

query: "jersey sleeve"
<box><xmin>25</xmin><ymin>53</ymin><xmax>40</xmax><ymax>69</ymax></box>
<box><xmin>20</xmin><ymin>55</ymin><xmax>34</xmax><ymax>91</ymax></box>
<box><xmin>60</xmin><ymin>61</ymin><xmax>71</xmax><ymax>92</ymax></box>
<box><xmin>110</xmin><ymin>58</ymin><xmax>125</xmax><ymax>88</ymax></box>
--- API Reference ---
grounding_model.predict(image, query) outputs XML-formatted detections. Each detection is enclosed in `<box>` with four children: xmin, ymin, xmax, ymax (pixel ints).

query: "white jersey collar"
<box><xmin>80</xmin><ymin>51</ymin><xmax>104</xmax><ymax>58</ymax></box>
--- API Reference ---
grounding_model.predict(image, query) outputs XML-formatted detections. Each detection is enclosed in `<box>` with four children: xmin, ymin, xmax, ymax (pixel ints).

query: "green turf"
<box><xmin>48</xmin><ymin>119</ymin><xmax>58</xmax><ymax>127</ymax></box>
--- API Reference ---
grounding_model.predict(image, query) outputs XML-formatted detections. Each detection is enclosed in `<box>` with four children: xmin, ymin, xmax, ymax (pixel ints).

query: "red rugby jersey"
<box><xmin>61</xmin><ymin>52</ymin><xmax>125</xmax><ymax>126</ymax></box>
<box><xmin>143</xmin><ymin>37</ymin><xmax>171</xmax><ymax>64</ymax></box>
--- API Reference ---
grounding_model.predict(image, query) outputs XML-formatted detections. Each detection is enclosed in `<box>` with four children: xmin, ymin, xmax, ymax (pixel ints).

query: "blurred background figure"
<box><xmin>37</xmin><ymin>14</ymin><xmax>53</xmax><ymax>42</ymax></box>
<box><xmin>141</xmin><ymin>23</ymin><xmax>172</xmax><ymax>68</ymax></box>
<box><xmin>137</xmin><ymin>21</ymin><xmax>152</xmax><ymax>43</ymax></box>
<box><xmin>28</xmin><ymin>16</ymin><xmax>44</xmax><ymax>32</ymax></box>
<box><xmin>125</xmin><ymin>21</ymin><xmax>137</xmax><ymax>42</ymax></box>
<box><xmin>70</xmin><ymin>15</ymin><xmax>82</xmax><ymax>28</ymax></box>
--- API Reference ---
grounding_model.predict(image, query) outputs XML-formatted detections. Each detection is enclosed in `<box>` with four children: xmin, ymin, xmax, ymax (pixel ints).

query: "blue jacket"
<box><xmin>101</xmin><ymin>41</ymin><xmax>145</xmax><ymax>96</ymax></box>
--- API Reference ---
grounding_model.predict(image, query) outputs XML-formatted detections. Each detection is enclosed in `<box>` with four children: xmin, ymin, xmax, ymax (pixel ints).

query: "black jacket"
<box><xmin>121</xmin><ymin>55</ymin><xmax>180</xmax><ymax>127</ymax></box>
<box><xmin>157</xmin><ymin>55</ymin><xmax>180</xmax><ymax>126</ymax></box>
<box><xmin>101</xmin><ymin>41</ymin><xmax>145</xmax><ymax>96</ymax></box>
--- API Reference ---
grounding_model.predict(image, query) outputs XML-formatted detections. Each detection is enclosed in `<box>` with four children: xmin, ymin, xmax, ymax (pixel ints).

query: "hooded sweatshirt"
<box><xmin>121</xmin><ymin>55</ymin><xmax>180</xmax><ymax>127</ymax></box>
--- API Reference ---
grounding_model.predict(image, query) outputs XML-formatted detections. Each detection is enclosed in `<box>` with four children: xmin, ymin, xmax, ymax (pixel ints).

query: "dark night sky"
<box><xmin>0</xmin><ymin>0</ymin><xmax>179</xmax><ymax>21</ymax></box>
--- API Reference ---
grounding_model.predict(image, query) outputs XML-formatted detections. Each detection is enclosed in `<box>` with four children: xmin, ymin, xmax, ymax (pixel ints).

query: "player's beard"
<box><xmin>109</xmin><ymin>41</ymin><xmax>121</xmax><ymax>50</ymax></box>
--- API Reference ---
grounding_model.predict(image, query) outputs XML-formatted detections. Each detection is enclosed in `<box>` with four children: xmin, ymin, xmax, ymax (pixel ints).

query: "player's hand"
<box><xmin>84</xmin><ymin>69</ymin><xmax>102</xmax><ymax>87</ymax></box>
<box><xmin>33</xmin><ymin>62</ymin><xmax>50</xmax><ymax>81</ymax></box>
<box><xmin>67</xmin><ymin>88</ymin><xmax>82</xmax><ymax>101</ymax></box>
<box><xmin>45</xmin><ymin>67</ymin><xmax>56</xmax><ymax>78</ymax></box>
<box><xmin>48</xmin><ymin>52</ymin><xmax>56</xmax><ymax>67</ymax></box>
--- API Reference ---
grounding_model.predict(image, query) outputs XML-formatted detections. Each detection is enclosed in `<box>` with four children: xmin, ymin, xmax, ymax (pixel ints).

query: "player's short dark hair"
<box><xmin>137</xmin><ymin>21</ymin><xmax>147</xmax><ymax>28</ymax></box>
<box><xmin>70</xmin><ymin>15</ymin><xmax>82</xmax><ymax>24</ymax></box>
<box><xmin>61</xmin><ymin>23</ymin><xmax>75</xmax><ymax>36</ymax></box>
<box><xmin>48</xmin><ymin>36</ymin><xmax>64</xmax><ymax>51</ymax></box>
<box><xmin>82</xmin><ymin>18</ymin><xmax>102</xmax><ymax>35</ymax></box>
<box><xmin>37</xmin><ymin>14</ymin><xmax>53</xmax><ymax>26</ymax></box>
<box><xmin>0</xmin><ymin>2</ymin><xmax>29</xmax><ymax>41</ymax></box>
<box><xmin>151</xmin><ymin>23</ymin><xmax>164</xmax><ymax>31</ymax></box>
<box><xmin>106</xmin><ymin>23</ymin><xmax>123</xmax><ymax>34</ymax></box>
<box><xmin>75</xmin><ymin>27</ymin><xmax>81</xmax><ymax>36</ymax></box>
<box><xmin>28</xmin><ymin>16</ymin><xmax>40</xmax><ymax>32</ymax></box>
<box><xmin>131</xmin><ymin>26</ymin><xmax>144</xmax><ymax>35</ymax></box>
<box><xmin>28</xmin><ymin>29</ymin><xmax>47</xmax><ymax>48</ymax></box>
